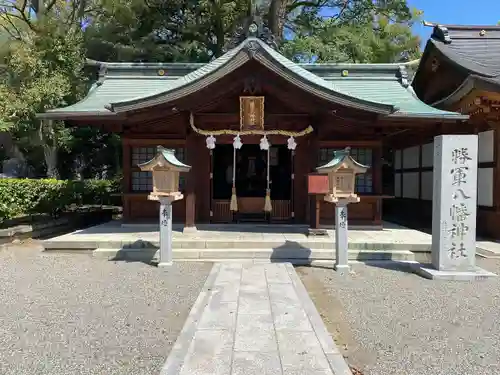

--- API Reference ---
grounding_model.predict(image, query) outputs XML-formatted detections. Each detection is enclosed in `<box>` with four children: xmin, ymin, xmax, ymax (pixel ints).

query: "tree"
<box><xmin>281</xmin><ymin>5</ymin><xmax>422</xmax><ymax>63</ymax></box>
<box><xmin>0</xmin><ymin>0</ymin><xmax>91</xmax><ymax>178</ymax></box>
<box><xmin>83</xmin><ymin>0</ymin><xmax>419</xmax><ymax>63</ymax></box>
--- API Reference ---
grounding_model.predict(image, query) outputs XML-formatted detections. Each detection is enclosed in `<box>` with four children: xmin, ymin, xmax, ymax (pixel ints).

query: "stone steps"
<box><xmin>92</xmin><ymin>247</ymin><xmax>429</xmax><ymax>263</ymax></box>
<box><xmin>43</xmin><ymin>239</ymin><xmax>431</xmax><ymax>252</ymax></box>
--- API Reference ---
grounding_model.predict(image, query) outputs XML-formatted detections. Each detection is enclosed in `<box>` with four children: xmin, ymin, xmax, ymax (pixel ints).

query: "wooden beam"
<box><xmin>123</xmin><ymin>138</ymin><xmax>186</xmax><ymax>146</ymax></box>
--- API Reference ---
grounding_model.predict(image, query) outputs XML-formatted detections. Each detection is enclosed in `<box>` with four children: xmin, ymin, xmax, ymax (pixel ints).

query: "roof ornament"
<box><xmin>479</xmin><ymin>29</ymin><xmax>486</xmax><ymax>36</ymax></box>
<box><xmin>398</xmin><ymin>66</ymin><xmax>410</xmax><ymax>88</ymax></box>
<box><xmin>432</xmin><ymin>25</ymin><xmax>452</xmax><ymax>44</ymax></box>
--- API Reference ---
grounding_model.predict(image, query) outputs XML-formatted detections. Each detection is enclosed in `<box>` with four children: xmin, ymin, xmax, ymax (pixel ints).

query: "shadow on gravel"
<box><xmin>297</xmin><ymin>261</ymin><xmax>417</xmax><ymax>275</ymax></box>
<box><xmin>362</xmin><ymin>260</ymin><xmax>416</xmax><ymax>274</ymax></box>
<box><xmin>108</xmin><ymin>239</ymin><xmax>158</xmax><ymax>267</ymax></box>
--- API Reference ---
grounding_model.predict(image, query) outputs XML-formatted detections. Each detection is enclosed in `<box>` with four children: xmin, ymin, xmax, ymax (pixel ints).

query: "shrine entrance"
<box><xmin>211</xmin><ymin>143</ymin><xmax>293</xmax><ymax>223</ymax></box>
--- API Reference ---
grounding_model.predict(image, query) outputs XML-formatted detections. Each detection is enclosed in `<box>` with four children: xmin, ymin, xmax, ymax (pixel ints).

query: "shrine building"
<box><xmin>38</xmin><ymin>24</ymin><xmax>467</xmax><ymax>230</ymax></box>
<box><xmin>408</xmin><ymin>22</ymin><xmax>500</xmax><ymax>239</ymax></box>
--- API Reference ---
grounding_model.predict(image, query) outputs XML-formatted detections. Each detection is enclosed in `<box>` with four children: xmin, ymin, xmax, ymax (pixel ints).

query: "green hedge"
<box><xmin>0</xmin><ymin>178</ymin><xmax>121</xmax><ymax>223</ymax></box>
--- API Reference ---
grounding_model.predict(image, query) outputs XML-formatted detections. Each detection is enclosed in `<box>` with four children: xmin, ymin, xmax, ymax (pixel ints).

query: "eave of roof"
<box><xmin>432</xmin><ymin>74</ymin><xmax>500</xmax><ymax>107</ymax></box>
<box><xmin>37</xmin><ymin>37</ymin><xmax>466</xmax><ymax>121</ymax></box>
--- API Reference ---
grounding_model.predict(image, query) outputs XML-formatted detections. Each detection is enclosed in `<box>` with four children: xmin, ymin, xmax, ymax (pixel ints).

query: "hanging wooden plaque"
<box><xmin>240</xmin><ymin>96</ymin><xmax>265</xmax><ymax>131</ymax></box>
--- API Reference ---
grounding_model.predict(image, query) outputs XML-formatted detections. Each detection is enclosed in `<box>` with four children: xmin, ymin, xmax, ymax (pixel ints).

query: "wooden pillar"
<box><xmin>494</xmin><ymin>127</ymin><xmax>500</xmax><ymax>213</ymax></box>
<box><xmin>293</xmin><ymin>136</ymin><xmax>312</xmax><ymax>223</ymax></box>
<box><xmin>372</xmin><ymin>143</ymin><xmax>383</xmax><ymax>224</ymax></box>
<box><xmin>185</xmin><ymin>134</ymin><xmax>196</xmax><ymax>228</ymax></box>
<box><xmin>306</xmin><ymin>134</ymin><xmax>319</xmax><ymax>224</ymax></box>
<box><xmin>122</xmin><ymin>140</ymin><xmax>131</xmax><ymax>221</ymax></box>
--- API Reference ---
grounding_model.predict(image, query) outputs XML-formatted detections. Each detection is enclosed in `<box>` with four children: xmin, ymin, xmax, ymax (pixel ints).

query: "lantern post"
<box><xmin>138</xmin><ymin>146</ymin><xmax>191</xmax><ymax>267</ymax></box>
<box><xmin>316</xmin><ymin>147</ymin><xmax>369</xmax><ymax>273</ymax></box>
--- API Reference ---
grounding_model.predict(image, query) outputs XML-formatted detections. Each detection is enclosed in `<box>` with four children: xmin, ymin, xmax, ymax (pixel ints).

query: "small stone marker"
<box><xmin>137</xmin><ymin>146</ymin><xmax>191</xmax><ymax>267</ymax></box>
<box><xmin>334</xmin><ymin>200</ymin><xmax>349</xmax><ymax>272</ymax></box>
<box><xmin>159</xmin><ymin>196</ymin><xmax>174</xmax><ymax>266</ymax></box>
<box><xmin>316</xmin><ymin>147</ymin><xmax>369</xmax><ymax>273</ymax></box>
<box><xmin>416</xmin><ymin>135</ymin><xmax>497</xmax><ymax>280</ymax></box>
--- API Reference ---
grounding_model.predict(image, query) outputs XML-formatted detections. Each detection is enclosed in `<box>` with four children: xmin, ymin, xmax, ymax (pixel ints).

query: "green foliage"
<box><xmin>0</xmin><ymin>1</ymin><xmax>89</xmax><ymax>177</ymax></box>
<box><xmin>0</xmin><ymin>178</ymin><xmax>121</xmax><ymax>223</ymax></box>
<box><xmin>282</xmin><ymin>6</ymin><xmax>422</xmax><ymax>63</ymax></box>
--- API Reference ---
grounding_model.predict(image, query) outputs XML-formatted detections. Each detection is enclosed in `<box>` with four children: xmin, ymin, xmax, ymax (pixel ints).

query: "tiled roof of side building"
<box><xmin>426</xmin><ymin>22</ymin><xmax>500</xmax><ymax>79</ymax></box>
<box><xmin>415</xmin><ymin>21</ymin><xmax>500</xmax><ymax>106</ymax></box>
<box><xmin>39</xmin><ymin>38</ymin><xmax>466</xmax><ymax>121</ymax></box>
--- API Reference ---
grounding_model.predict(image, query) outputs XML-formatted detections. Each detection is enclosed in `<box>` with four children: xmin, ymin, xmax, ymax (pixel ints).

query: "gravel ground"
<box><xmin>0</xmin><ymin>242</ymin><xmax>212</xmax><ymax>375</ymax></box>
<box><xmin>298</xmin><ymin>258</ymin><xmax>500</xmax><ymax>375</ymax></box>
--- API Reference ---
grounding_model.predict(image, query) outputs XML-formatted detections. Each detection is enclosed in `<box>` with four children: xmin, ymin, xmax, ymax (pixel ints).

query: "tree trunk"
<box><xmin>267</xmin><ymin>0</ymin><xmax>288</xmax><ymax>39</ymax></box>
<box><xmin>43</xmin><ymin>143</ymin><xmax>59</xmax><ymax>179</ymax></box>
<box><xmin>39</xmin><ymin>120</ymin><xmax>60</xmax><ymax>179</ymax></box>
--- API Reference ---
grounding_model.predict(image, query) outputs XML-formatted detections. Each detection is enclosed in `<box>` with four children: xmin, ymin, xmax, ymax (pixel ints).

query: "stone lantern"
<box><xmin>316</xmin><ymin>147</ymin><xmax>369</xmax><ymax>273</ymax></box>
<box><xmin>138</xmin><ymin>146</ymin><xmax>191</xmax><ymax>267</ymax></box>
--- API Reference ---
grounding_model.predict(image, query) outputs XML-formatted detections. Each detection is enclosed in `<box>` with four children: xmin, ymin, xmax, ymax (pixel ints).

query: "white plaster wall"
<box><xmin>477</xmin><ymin>167</ymin><xmax>494</xmax><ymax>207</ymax></box>
<box><xmin>421</xmin><ymin>143</ymin><xmax>433</xmax><ymax>167</ymax></box>
<box><xmin>402</xmin><ymin>172</ymin><xmax>419</xmax><ymax>199</ymax></box>
<box><xmin>394</xmin><ymin>173</ymin><xmax>401</xmax><ymax>197</ymax></box>
<box><xmin>394</xmin><ymin>150</ymin><xmax>401</xmax><ymax>170</ymax></box>
<box><xmin>421</xmin><ymin>171</ymin><xmax>433</xmax><ymax>201</ymax></box>
<box><xmin>478</xmin><ymin>130</ymin><xmax>494</xmax><ymax>163</ymax></box>
<box><xmin>403</xmin><ymin>146</ymin><xmax>420</xmax><ymax>169</ymax></box>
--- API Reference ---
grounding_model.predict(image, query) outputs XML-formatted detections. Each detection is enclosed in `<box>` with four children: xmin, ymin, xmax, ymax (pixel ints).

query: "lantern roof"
<box><xmin>137</xmin><ymin>146</ymin><xmax>191</xmax><ymax>172</ymax></box>
<box><xmin>316</xmin><ymin>147</ymin><xmax>369</xmax><ymax>174</ymax></box>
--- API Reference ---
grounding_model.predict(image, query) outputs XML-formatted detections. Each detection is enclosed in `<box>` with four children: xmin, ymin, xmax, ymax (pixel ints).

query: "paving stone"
<box><xmin>158</xmin><ymin>262</ymin><xmax>351</xmax><ymax>375</ymax></box>
<box><xmin>214</xmin><ymin>264</ymin><xmax>242</xmax><ymax>285</ymax></box>
<box><xmin>211</xmin><ymin>282</ymin><xmax>240</xmax><ymax>303</ymax></box>
<box><xmin>280</xmin><ymin>348</ymin><xmax>332</xmax><ymax>374</ymax></box>
<box><xmin>179</xmin><ymin>330</ymin><xmax>233</xmax><ymax>375</ymax></box>
<box><xmin>276</xmin><ymin>331</ymin><xmax>324</xmax><ymax>354</ymax></box>
<box><xmin>241</xmin><ymin>267</ymin><xmax>267</xmax><ymax>287</ymax></box>
<box><xmin>271</xmin><ymin>301</ymin><xmax>313</xmax><ymax>331</ymax></box>
<box><xmin>268</xmin><ymin>283</ymin><xmax>301</xmax><ymax>305</ymax></box>
<box><xmin>197</xmin><ymin>301</ymin><xmax>237</xmax><ymax>330</ymax></box>
<box><xmin>265</xmin><ymin>264</ymin><xmax>292</xmax><ymax>284</ymax></box>
<box><xmin>239</xmin><ymin>290</ymin><xmax>271</xmax><ymax>315</ymax></box>
<box><xmin>234</xmin><ymin>314</ymin><xmax>277</xmax><ymax>352</ymax></box>
<box><xmin>231</xmin><ymin>351</ymin><xmax>283</xmax><ymax>375</ymax></box>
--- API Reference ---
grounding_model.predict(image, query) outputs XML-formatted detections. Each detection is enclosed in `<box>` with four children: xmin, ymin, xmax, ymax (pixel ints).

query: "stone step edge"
<box><xmin>42</xmin><ymin>240</ymin><xmax>431</xmax><ymax>252</ymax></box>
<box><xmin>476</xmin><ymin>247</ymin><xmax>500</xmax><ymax>258</ymax></box>
<box><xmin>92</xmin><ymin>248</ymin><xmax>419</xmax><ymax>262</ymax></box>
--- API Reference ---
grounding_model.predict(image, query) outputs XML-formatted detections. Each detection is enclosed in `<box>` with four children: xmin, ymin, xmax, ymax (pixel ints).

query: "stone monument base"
<box><xmin>158</xmin><ymin>261</ymin><xmax>174</xmax><ymax>268</ymax></box>
<box><xmin>413</xmin><ymin>264</ymin><xmax>497</xmax><ymax>281</ymax></box>
<box><xmin>334</xmin><ymin>264</ymin><xmax>350</xmax><ymax>274</ymax></box>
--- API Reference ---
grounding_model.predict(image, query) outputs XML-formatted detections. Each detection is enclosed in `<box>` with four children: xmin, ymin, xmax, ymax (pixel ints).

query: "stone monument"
<box><xmin>415</xmin><ymin>135</ymin><xmax>497</xmax><ymax>280</ymax></box>
<box><xmin>316</xmin><ymin>147</ymin><xmax>369</xmax><ymax>273</ymax></box>
<box><xmin>138</xmin><ymin>146</ymin><xmax>191</xmax><ymax>267</ymax></box>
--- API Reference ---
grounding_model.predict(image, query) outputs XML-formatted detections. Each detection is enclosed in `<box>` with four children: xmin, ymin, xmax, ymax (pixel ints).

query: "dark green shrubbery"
<box><xmin>0</xmin><ymin>178</ymin><xmax>121</xmax><ymax>223</ymax></box>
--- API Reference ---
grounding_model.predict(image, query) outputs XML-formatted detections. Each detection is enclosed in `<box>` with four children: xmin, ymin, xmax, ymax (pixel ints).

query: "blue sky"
<box><xmin>410</xmin><ymin>0</ymin><xmax>500</xmax><ymax>46</ymax></box>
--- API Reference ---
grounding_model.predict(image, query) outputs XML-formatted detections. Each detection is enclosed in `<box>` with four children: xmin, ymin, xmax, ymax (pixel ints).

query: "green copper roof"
<box><xmin>138</xmin><ymin>146</ymin><xmax>191</xmax><ymax>171</ymax></box>
<box><xmin>38</xmin><ymin>38</ymin><xmax>467</xmax><ymax>120</ymax></box>
<box><xmin>316</xmin><ymin>147</ymin><xmax>370</xmax><ymax>172</ymax></box>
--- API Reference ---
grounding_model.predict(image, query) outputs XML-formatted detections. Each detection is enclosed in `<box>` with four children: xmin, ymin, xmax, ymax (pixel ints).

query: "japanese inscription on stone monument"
<box><xmin>431</xmin><ymin>135</ymin><xmax>477</xmax><ymax>271</ymax></box>
<box><xmin>448</xmin><ymin>147</ymin><xmax>472</xmax><ymax>259</ymax></box>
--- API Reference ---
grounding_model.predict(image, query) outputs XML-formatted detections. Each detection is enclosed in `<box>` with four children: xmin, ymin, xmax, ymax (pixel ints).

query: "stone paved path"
<box><xmin>160</xmin><ymin>262</ymin><xmax>352</xmax><ymax>375</ymax></box>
